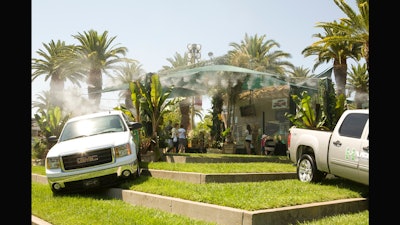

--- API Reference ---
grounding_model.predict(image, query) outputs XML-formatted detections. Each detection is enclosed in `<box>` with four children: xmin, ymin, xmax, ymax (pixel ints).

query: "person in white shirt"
<box><xmin>244</xmin><ymin>124</ymin><xmax>252</xmax><ymax>154</ymax></box>
<box><xmin>171</xmin><ymin>123</ymin><xmax>179</xmax><ymax>153</ymax></box>
<box><xmin>177</xmin><ymin>124</ymin><xmax>187</xmax><ymax>153</ymax></box>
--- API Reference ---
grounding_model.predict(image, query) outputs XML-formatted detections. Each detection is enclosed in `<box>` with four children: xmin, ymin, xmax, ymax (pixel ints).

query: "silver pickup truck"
<box><xmin>287</xmin><ymin>109</ymin><xmax>369</xmax><ymax>186</ymax></box>
<box><xmin>45</xmin><ymin>110</ymin><xmax>143</xmax><ymax>194</ymax></box>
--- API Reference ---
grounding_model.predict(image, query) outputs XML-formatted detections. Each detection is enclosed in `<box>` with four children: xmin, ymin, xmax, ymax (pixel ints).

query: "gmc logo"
<box><xmin>77</xmin><ymin>155</ymin><xmax>99</xmax><ymax>164</ymax></box>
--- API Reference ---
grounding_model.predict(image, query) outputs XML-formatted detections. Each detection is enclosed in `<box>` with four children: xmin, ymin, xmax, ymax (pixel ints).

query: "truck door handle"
<box><xmin>333</xmin><ymin>140</ymin><xmax>341</xmax><ymax>147</ymax></box>
<box><xmin>363</xmin><ymin>146</ymin><xmax>369</xmax><ymax>152</ymax></box>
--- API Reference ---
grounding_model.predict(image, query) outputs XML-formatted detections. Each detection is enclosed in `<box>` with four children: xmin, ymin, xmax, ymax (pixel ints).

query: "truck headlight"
<box><xmin>46</xmin><ymin>157</ymin><xmax>60</xmax><ymax>169</ymax></box>
<box><xmin>114</xmin><ymin>144</ymin><xmax>131</xmax><ymax>157</ymax></box>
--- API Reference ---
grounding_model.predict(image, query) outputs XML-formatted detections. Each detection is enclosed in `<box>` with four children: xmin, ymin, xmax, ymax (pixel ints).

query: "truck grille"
<box><xmin>62</xmin><ymin>148</ymin><xmax>113</xmax><ymax>170</ymax></box>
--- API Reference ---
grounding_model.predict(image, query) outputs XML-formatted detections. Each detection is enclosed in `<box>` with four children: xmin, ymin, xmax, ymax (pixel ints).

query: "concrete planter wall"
<box><xmin>222</xmin><ymin>143</ymin><xmax>236</xmax><ymax>154</ymax></box>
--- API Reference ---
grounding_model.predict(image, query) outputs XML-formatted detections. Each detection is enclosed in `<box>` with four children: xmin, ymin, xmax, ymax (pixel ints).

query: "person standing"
<box><xmin>177</xmin><ymin>124</ymin><xmax>187</xmax><ymax>153</ymax></box>
<box><xmin>164</xmin><ymin>120</ymin><xmax>173</xmax><ymax>152</ymax></box>
<box><xmin>244</xmin><ymin>124</ymin><xmax>252</xmax><ymax>154</ymax></box>
<box><xmin>260</xmin><ymin>134</ymin><xmax>268</xmax><ymax>155</ymax></box>
<box><xmin>171</xmin><ymin>123</ymin><xmax>179</xmax><ymax>153</ymax></box>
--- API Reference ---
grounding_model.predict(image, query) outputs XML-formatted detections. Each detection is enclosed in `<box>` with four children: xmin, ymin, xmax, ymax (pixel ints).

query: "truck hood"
<box><xmin>47</xmin><ymin>132</ymin><xmax>131</xmax><ymax>157</ymax></box>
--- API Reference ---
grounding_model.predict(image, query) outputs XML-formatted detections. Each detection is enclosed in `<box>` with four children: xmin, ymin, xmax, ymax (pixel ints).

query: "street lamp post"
<box><xmin>187</xmin><ymin>43</ymin><xmax>201</xmax><ymax>64</ymax></box>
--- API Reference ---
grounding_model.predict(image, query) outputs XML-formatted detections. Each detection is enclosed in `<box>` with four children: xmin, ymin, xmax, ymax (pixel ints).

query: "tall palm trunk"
<box><xmin>179</xmin><ymin>98</ymin><xmax>190</xmax><ymax>131</ymax></box>
<box><xmin>87</xmin><ymin>68</ymin><xmax>103</xmax><ymax>109</ymax></box>
<box><xmin>49</xmin><ymin>71</ymin><xmax>65</xmax><ymax>108</ymax></box>
<box><xmin>333</xmin><ymin>59</ymin><xmax>347</xmax><ymax>96</ymax></box>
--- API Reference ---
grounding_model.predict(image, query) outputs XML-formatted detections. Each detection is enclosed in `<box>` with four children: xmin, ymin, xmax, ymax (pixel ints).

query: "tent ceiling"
<box><xmin>101</xmin><ymin>65</ymin><xmax>328</xmax><ymax>98</ymax></box>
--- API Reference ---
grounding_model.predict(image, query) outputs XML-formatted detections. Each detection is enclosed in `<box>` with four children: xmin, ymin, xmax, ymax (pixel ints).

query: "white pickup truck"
<box><xmin>45</xmin><ymin>110</ymin><xmax>143</xmax><ymax>194</ymax></box>
<box><xmin>287</xmin><ymin>109</ymin><xmax>369</xmax><ymax>186</ymax></box>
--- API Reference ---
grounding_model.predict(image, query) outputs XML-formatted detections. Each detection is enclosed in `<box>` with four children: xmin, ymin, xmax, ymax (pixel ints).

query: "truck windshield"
<box><xmin>59</xmin><ymin>115</ymin><xmax>125</xmax><ymax>142</ymax></box>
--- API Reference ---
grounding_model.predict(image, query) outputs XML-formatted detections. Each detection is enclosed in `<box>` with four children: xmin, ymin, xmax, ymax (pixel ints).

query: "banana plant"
<box><xmin>33</xmin><ymin>106</ymin><xmax>71</xmax><ymax>154</ymax></box>
<box><xmin>131</xmin><ymin>73</ymin><xmax>177</xmax><ymax>160</ymax></box>
<box><xmin>285</xmin><ymin>91</ymin><xmax>328</xmax><ymax>130</ymax></box>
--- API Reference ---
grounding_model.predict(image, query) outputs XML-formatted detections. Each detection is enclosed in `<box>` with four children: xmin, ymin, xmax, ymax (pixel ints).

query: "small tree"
<box><xmin>285</xmin><ymin>91</ymin><xmax>328</xmax><ymax>130</ymax></box>
<box><xmin>285</xmin><ymin>78</ymin><xmax>346</xmax><ymax>131</ymax></box>
<box><xmin>132</xmin><ymin>73</ymin><xmax>177</xmax><ymax>161</ymax></box>
<box><xmin>33</xmin><ymin>106</ymin><xmax>71</xmax><ymax>158</ymax></box>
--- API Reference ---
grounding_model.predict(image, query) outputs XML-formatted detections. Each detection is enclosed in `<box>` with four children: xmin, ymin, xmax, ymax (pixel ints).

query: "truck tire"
<box><xmin>297</xmin><ymin>154</ymin><xmax>324</xmax><ymax>183</ymax></box>
<box><xmin>134</xmin><ymin>165</ymin><xmax>141</xmax><ymax>178</ymax></box>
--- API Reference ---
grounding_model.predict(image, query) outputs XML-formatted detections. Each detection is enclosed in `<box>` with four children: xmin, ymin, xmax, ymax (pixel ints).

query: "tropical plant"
<box><xmin>318</xmin><ymin>78</ymin><xmax>346</xmax><ymax>130</ymax></box>
<box><xmin>134</xmin><ymin>73</ymin><xmax>177</xmax><ymax>160</ymax></box>
<box><xmin>210</xmin><ymin>93</ymin><xmax>224</xmax><ymax>148</ymax></box>
<box><xmin>285</xmin><ymin>91</ymin><xmax>328</xmax><ymax>130</ymax></box>
<box><xmin>191</xmin><ymin>112</ymin><xmax>212</xmax><ymax>149</ymax></box>
<box><xmin>128</xmin><ymin>80</ymin><xmax>144</xmax><ymax>122</ymax></box>
<box><xmin>32</xmin><ymin>137</ymin><xmax>48</xmax><ymax>160</ymax></box>
<box><xmin>72</xmin><ymin>30</ymin><xmax>128</xmax><ymax>109</ymax></box>
<box><xmin>33</xmin><ymin>106</ymin><xmax>71</xmax><ymax>156</ymax></box>
<box><xmin>285</xmin><ymin>78</ymin><xmax>346</xmax><ymax>131</ymax></box>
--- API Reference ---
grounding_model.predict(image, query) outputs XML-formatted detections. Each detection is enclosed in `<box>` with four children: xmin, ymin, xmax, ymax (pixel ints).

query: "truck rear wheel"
<box><xmin>297</xmin><ymin>154</ymin><xmax>324</xmax><ymax>183</ymax></box>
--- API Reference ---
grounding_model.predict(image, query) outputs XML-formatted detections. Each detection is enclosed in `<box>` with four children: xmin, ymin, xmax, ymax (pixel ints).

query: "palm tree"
<box><xmin>160</xmin><ymin>52</ymin><xmax>191</xmax><ymax>131</ymax></box>
<box><xmin>72</xmin><ymin>30</ymin><xmax>128</xmax><ymax>109</ymax></box>
<box><xmin>302</xmin><ymin>21</ymin><xmax>362</xmax><ymax>96</ymax></box>
<box><xmin>228</xmin><ymin>33</ymin><xmax>294</xmax><ymax>76</ymax></box>
<box><xmin>225</xmin><ymin>33</ymin><xmax>294</xmax><ymax>130</ymax></box>
<box><xmin>32</xmin><ymin>40</ymin><xmax>85</xmax><ymax>108</ymax></box>
<box><xmin>288</xmin><ymin>66</ymin><xmax>312</xmax><ymax>78</ymax></box>
<box><xmin>161</xmin><ymin>52</ymin><xmax>190</xmax><ymax>71</ymax></box>
<box><xmin>303</xmin><ymin>0</ymin><xmax>369</xmax><ymax>96</ymax></box>
<box><xmin>347</xmin><ymin>63</ymin><xmax>369</xmax><ymax>108</ymax></box>
<box><xmin>316</xmin><ymin>0</ymin><xmax>369</xmax><ymax>71</ymax></box>
<box><xmin>31</xmin><ymin>91</ymin><xmax>52</xmax><ymax>115</ymax></box>
<box><xmin>110</xmin><ymin>61</ymin><xmax>145</xmax><ymax>111</ymax></box>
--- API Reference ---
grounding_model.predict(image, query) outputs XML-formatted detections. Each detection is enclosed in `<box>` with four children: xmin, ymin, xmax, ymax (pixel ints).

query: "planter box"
<box><xmin>222</xmin><ymin>143</ymin><xmax>236</xmax><ymax>154</ymax></box>
<box><xmin>207</xmin><ymin>148</ymin><xmax>222</xmax><ymax>154</ymax></box>
<box><xmin>141</xmin><ymin>151</ymin><xmax>157</xmax><ymax>162</ymax></box>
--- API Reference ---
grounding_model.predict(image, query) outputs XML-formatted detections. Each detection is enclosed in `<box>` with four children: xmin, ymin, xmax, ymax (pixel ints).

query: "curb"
<box><xmin>141</xmin><ymin>169</ymin><xmax>297</xmax><ymax>183</ymax></box>
<box><xmin>103</xmin><ymin>188</ymin><xmax>367</xmax><ymax>225</ymax></box>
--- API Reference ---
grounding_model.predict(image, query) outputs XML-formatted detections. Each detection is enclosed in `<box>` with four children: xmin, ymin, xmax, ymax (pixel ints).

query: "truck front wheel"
<box><xmin>297</xmin><ymin>154</ymin><xmax>324</xmax><ymax>183</ymax></box>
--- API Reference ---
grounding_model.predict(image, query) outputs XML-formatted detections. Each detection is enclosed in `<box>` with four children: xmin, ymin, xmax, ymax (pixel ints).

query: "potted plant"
<box><xmin>222</xmin><ymin>127</ymin><xmax>236</xmax><ymax>154</ymax></box>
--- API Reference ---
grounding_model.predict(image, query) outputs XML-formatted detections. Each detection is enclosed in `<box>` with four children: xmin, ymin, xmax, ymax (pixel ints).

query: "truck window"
<box><xmin>338</xmin><ymin>113</ymin><xmax>368</xmax><ymax>138</ymax></box>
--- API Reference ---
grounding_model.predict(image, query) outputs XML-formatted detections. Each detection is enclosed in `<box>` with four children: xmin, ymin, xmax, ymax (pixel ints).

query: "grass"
<box><xmin>32</xmin><ymin>182</ymin><xmax>218</xmax><ymax>225</ymax></box>
<box><xmin>32</xmin><ymin>154</ymin><xmax>369</xmax><ymax>224</ymax></box>
<box><xmin>292</xmin><ymin>210</ymin><xmax>368</xmax><ymax>225</ymax></box>
<box><xmin>32</xmin><ymin>165</ymin><xmax>45</xmax><ymax>175</ymax></box>
<box><xmin>119</xmin><ymin>176</ymin><xmax>367</xmax><ymax>210</ymax></box>
<box><xmin>140</xmin><ymin>161</ymin><xmax>296</xmax><ymax>173</ymax></box>
<box><xmin>32</xmin><ymin>161</ymin><xmax>368</xmax><ymax>210</ymax></box>
<box><xmin>32</xmin><ymin>181</ymin><xmax>368</xmax><ymax>225</ymax></box>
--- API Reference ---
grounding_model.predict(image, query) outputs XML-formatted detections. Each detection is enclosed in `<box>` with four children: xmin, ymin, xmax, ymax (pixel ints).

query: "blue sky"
<box><xmin>32</xmin><ymin>0</ymin><xmax>358</xmax><ymax>116</ymax></box>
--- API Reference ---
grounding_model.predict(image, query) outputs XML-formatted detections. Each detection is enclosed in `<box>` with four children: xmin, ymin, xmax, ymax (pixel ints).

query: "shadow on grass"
<box><xmin>318</xmin><ymin>177</ymin><xmax>369</xmax><ymax>198</ymax></box>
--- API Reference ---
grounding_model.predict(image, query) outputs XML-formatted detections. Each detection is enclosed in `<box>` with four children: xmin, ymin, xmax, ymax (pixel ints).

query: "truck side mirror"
<box><xmin>128</xmin><ymin>122</ymin><xmax>143</xmax><ymax>130</ymax></box>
